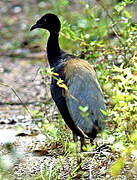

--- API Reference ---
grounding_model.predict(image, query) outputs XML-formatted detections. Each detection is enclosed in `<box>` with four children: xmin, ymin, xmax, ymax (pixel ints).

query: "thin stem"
<box><xmin>0</xmin><ymin>83</ymin><xmax>33</xmax><ymax>119</ymax></box>
<box><xmin>97</xmin><ymin>0</ymin><xmax>127</xmax><ymax>61</ymax></box>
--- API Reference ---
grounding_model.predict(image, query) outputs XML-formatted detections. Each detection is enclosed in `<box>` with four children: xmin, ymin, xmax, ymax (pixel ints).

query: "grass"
<box><xmin>0</xmin><ymin>0</ymin><xmax>137</xmax><ymax>179</ymax></box>
<box><xmin>38</xmin><ymin>0</ymin><xmax>137</xmax><ymax>179</ymax></box>
<box><xmin>31</xmin><ymin>0</ymin><xmax>137</xmax><ymax>179</ymax></box>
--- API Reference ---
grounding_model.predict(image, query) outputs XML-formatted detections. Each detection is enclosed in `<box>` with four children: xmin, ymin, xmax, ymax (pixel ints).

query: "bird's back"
<box><xmin>63</xmin><ymin>59</ymin><xmax>106</xmax><ymax>138</ymax></box>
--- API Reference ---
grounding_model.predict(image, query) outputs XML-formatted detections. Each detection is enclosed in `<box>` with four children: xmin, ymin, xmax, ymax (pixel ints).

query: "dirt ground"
<box><xmin>0</xmin><ymin>33</ymin><xmax>114</xmax><ymax>180</ymax></box>
<box><xmin>0</xmin><ymin>0</ymin><xmax>137</xmax><ymax>179</ymax></box>
<box><xmin>0</xmin><ymin>35</ymin><xmax>114</xmax><ymax>180</ymax></box>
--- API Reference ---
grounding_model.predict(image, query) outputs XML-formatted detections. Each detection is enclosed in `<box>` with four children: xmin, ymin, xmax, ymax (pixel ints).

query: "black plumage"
<box><xmin>30</xmin><ymin>13</ymin><xmax>106</xmax><ymax>148</ymax></box>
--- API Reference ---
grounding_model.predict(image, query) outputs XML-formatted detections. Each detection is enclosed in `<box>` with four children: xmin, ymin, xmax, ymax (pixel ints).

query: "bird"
<box><xmin>30</xmin><ymin>13</ymin><xmax>106</xmax><ymax>150</ymax></box>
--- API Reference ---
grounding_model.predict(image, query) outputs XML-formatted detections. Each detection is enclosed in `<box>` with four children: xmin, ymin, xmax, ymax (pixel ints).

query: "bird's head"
<box><xmin>30</xmin><ymin>13</ymin><xmax>61</xmax><ymax>34</ymax></box>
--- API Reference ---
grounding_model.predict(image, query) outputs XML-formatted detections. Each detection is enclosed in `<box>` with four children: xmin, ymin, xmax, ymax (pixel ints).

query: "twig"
<box><xmin>40</xmin><ymin>163</ymin><xmax>46</xmax><ymax>180</ymax></box>
<box><xmin>0</xmin><ymin>83</ymin><xmax>33</xmax><ymax>119</ymax></box>
<box><xmin>97</xmin><ymin>0</ymin><xmax>127</xmax><ymax>60</ymax></box>
<box><xmin>31</xmin><ymin>66</ymin><xmax>40</xmax><ymax>82</ymax></box>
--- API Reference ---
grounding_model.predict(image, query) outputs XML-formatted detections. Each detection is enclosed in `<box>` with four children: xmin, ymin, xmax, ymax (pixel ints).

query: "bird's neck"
<box><xmin>47</xmin><ymin>32</ymin><xmax>61</xmax><ymax>67</ymax></box>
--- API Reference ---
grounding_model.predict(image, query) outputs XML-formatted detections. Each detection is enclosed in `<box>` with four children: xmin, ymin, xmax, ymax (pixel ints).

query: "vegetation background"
<box><xmin>0</xmin><ymin>0</ymin><xmax>136</xmax><ymax>179</ymax></box>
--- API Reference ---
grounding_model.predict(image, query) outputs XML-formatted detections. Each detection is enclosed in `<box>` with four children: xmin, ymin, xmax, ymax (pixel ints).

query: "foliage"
<box><xmin>0</xmin><ymin>0</ymin><xmax>136</xmax><ymax>179</ymax></box>
<box><xmin>106</xmin><ymin>62</ymin><xmax>137</xmax><ymax>177</ymax></box>
<box><xmin>35</xmin><ymin>0</ymin><xmax>137</xmax><ymax>179</ymax></box>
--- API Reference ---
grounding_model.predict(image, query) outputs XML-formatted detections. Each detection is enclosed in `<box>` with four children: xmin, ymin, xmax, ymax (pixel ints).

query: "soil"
<box><xmin>0</xmin><ymin>0</ymin><xmax>137</xmax><ymax>180</ymax></box>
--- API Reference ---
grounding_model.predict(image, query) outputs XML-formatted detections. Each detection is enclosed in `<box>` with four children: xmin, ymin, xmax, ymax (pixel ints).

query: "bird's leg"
<box><xmin>90</xmin><ymin>138</ymin><xmax>98</xmax><ymax>151</ymax></box>
<box><xmin>90</xmin><ymin>138</ymin><xmax>93</xmax><ymax>146</ymax></box>
<box><xmin>73</xmin><ymin>133</ymin><xmax>83</xmax><ymax>171</ymax></box>
<box><xmin>73</xmin><ymin>133</ymin><xmax>79</xmax><ymax>153</ymax></box>
<box><xmin>73</xmin><ymin>133</ymin><xmax>78</xmax><ymax>143</ymax></box>
<box><xmin>73</xmin><ymin>133</ymin><xmax>81</xmax><ymax>162</ymax></box>
<box><xmin>80</xmin><ymin>137</ymin><xmax>86</xmax><ymax>152</ymax></box>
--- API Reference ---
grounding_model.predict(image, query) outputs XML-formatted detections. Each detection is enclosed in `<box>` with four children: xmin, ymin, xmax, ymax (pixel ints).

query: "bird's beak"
<box><xmin>30</xmin><ymin>23</ymin><xmax>42</xmax><ymax>31</ymax></box>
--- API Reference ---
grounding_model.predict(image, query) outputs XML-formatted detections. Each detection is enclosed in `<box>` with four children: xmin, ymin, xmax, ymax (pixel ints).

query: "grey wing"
<box><xmin>65</xmin><ymin>73</ymin><xmax>106</xmax><ymax>136</ymax></box>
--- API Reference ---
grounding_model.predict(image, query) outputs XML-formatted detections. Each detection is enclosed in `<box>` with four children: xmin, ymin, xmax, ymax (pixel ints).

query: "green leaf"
<box><xmin>100</xmin><ymin>109</ymin><xmax>108</xmax><ymax>116</ymax></box>
<box><xmin>111</xmin><ymin>157</ymin><xmax>125</xmax><ymax>177</ymax></box>
<box><xmin>79</xmin><ymin>105</ymin><xmax>89</xmax><ymax>113</ymax></box>
<box><xmin>57</xmin><ymin>79</ymin><xmax>68</xmax><ymax>91</ymax></box>
<box><xmin>124</xmin><ymin>10</ymin><xmax>131</xmax><ymax>18</ymax></box>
